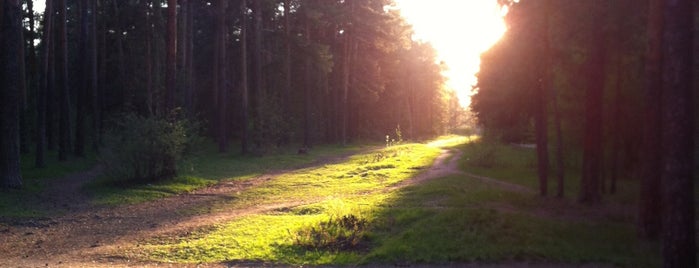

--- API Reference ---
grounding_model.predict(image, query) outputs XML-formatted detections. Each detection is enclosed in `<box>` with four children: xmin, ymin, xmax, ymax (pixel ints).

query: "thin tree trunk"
<box><xmin>185</xmin><ymin>0</ymin><xmax>194</xmax><ymax>114</ymax></box>
<box><xmin>165</xmin><ymin>0</ymin><xmax>177</xmax><ymax>112</ymax></box>
<box><xmin>638</xmin><ymin>0</ymin><xmax>664</xmax><ymax>241</ymax></box>
<box><xmin>283</xmin><ymin>0</ymin><xmax>291</xmax><ymax>145</ymax></box>
<box><xmin>340</xmin><ymin>1</ymin><xmax>354</xmax><ymax>146</ymax></box>
<box><xmin>74</xmin><ymin>0</ymin><xmax>89</xmax><ymax>157</ymax></box>
<box><xmin>253</xmin><ymin>0</ymin><xmax>263</xmax><ymax>145</ymax></box>
<box><xmin>241</xmin><ymin>0</ymin><xmax>250</xmax><ymax>155</ymax></box>
<box><xmin>89</xmin><ymin>0</ymin><xmax>98</xmax><ymax>151</ymax></box>
<box><xmin>0</xmin><ymin>0</ymin><xmax>24</xmax><ymax>188</ymax></box>
<box><xmin>552</xmin><ymin>84</ymin><xmax>565</xmax><ymax>197</ymax></box>
<box><xmin>579</xmin><ymin>0</ymin><xmax>606</xmax><ymax>204</ymax></box>
<box><xmin>35</xmin><ymin>0</ymin><xmax>53</xmax><ymax>168</ymax></box>
<box><xmin>18</xmin><ymin>1</ymin><xmax>27</xmax><ymax>155</ymax></box>
<box><xmin>660</xmin><ymin>0</ymin><xmax>695</xmax><ymax>266</ymax></box>
<box><xmin>535</xmin><ymin>0</ymin><xmax>551</xmax><ymax>197</ymax></box>
<box><xmin>56</xmin><ymin>0</ymin><xmax>72</xmax><ymax>162</ymax></box>
<box><xmin>303</xmin><ymin>21</ymin><xmax>311</xmax><ymax>148</ymax></box>
<box><xmin>146</xmin><ymin>1</ymin><xmax>154</xmax><ymax>115</ymax></box>
<box><xmin>217</xmin><ymin>0</ymin><xmax>228</xmax><ymax>153</ymax></box>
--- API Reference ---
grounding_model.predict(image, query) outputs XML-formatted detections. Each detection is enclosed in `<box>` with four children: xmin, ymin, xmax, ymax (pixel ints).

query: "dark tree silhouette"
<box><xmin>0</xmin><ymin>0</ymin><xmax>24</xmax><ymax>188</ymax></box>
<box><xmin>638</xmin><ymin>0</ymin><xmax>664</xmax><ymax>241</ymax></box>
<box><xmin>660</xmin><ymin>0</ymin><xmax>695</xmax><ymax>266</ymax></box>
<box><xmin>56</xmin><ymin>0</ymin><xmax>72</xmax><ymax>161</ymax></box>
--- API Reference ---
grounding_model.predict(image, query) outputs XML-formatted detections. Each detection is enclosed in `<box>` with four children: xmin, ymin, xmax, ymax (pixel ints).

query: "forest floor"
<box><xmin>0</xmin><ymin>144</ymin><xmax>467</xmax><ymax>267</ymax></box>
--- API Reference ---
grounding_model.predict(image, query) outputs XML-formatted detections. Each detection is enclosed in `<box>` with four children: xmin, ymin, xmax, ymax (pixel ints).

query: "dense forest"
<box><xmin>0</xmin><ymin>0</ymin><xmax>460</xmax><ymax>188</ymax></box>
<box><xmin>473</xmin><ymin>0</ymin><xmax>697</xmax><ymax>266</ymax></box>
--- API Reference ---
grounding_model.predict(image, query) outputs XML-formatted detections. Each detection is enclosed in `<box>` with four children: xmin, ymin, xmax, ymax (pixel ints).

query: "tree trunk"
<box><xmin>56</xmin><ymin>0</ymin><xmax>72</xmax><ymax>162</ymax></box>
<box><xmin>89</xmin><ymin>0</ymin><xmax>99</xmax><ymax>151</ymax></box>
<box><xmin>283</xmin><ymin>0</ymin><xmax>291</xmax><ymax>145</ymax></box>
<box><xmin>253</xmin><ymin>0</ymin><xmax>263</xmax><ymax>146</ymax></box>
<box><xmin>660</xmin><ymin>0</ymin><xmax>695</xmax><ymax>266</ymax></box>
<box><xmin>303</xmin><ymin>22</ymin><xmax>311</xmax><ymax>148</ymax></box>
<box><xmin>579</xmin><ymin>0</ymin><xmax>606</xmax><ymax>204</ymax></box>
<box><xmin>216</xmin><ymin>0</ymin><xmax>229</xmax><ymax>153</ymax></box>
<box><xmin>146</xmin><ymin>1</ymin><xmax>154</xmax><ymax>115</ymax></box>
<box><xmin>241</xmin><ymin>0</ymin><xmax>250</xmax><ymax>155</ymax></box>
<box><xmin>182</xmin><ymin>0</ymin><xmax>194</xmax><ymax>114</ymax></box>
<box><xmin>0</xmin><ymin>0</ymin><xmax>24</xmax><ymax>188</ymax></box>
<box><xmin>638</xmin><ymin>0</ymin><xmax>664</xmax><ymax>241</ymax></box>
<box><xmin>535</xmin><ymin>0</ymin><xmax>551</xmax><ymax>197</ymax></box>
<box><xmin>165</xmin><ymin>0</ymin><xmax>177</xmax><ymax>112</ymax></box>
<box><xmin>552</xmin><ymin>84</ymin><xmax>565</xmax><ymax>198</ymax></box>
<box><xmin>35</xmin><ymin>0</ymin><xmax>53</xmax><ymax>168</ymax></box>
<box><xmin>74</xmin><ymin>0</ymin><xmax>89</xmax><ymax>157</ymax></box>
<box><xmin>340</xmin><ymin>1</ymin><xmax>354</xmax><ymax>146</ymax></box>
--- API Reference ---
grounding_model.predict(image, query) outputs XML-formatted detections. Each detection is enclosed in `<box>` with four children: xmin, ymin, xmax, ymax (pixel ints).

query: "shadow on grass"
<box><xmin>0</xmin><ymin>151</ymin><xmax>97</xmax><ymax>218</ymax></box>
<box><xmin>363</xmin><ymin>175</ymin><xmax>660</xmax><ymax>267</ymax></box>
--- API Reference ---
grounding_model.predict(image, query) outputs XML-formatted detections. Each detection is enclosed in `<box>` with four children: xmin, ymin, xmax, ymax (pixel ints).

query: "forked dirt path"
<box><xmin>0</xmin><ymin>147</ymin><xmax>530</xmax><ymax>267</ymax></box>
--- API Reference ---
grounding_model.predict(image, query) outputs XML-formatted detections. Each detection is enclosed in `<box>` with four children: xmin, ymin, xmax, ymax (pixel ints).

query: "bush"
<box><xmin>100</xmin><ymin>112</ymin><xmax>201</xmax><ymax>185</ymax></box>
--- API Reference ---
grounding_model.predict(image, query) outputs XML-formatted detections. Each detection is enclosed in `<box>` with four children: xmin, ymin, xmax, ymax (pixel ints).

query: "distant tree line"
<box><xmin>473</xmin><ymin>0</ymin><xmax>696</xmax><ymax>266</ymax></box>
<box><xmin>1</xmin><ymin>0</ymin><xmax>460</xmax><ymax>186</ymax></box>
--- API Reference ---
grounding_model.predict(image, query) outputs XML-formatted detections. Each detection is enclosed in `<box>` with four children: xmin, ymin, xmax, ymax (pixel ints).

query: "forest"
<box><xmin>0</xmin><ymin>0</ymin><xmax>697</xmax><ymax>267</ymax></box>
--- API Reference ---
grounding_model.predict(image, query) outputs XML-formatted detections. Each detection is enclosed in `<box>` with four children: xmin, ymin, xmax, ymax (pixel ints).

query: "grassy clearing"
<box><xmin>87</xmin><ymin>143</ymin><xmax>364</xmax><ymax>205</ymax></box>
<box><xmin>139</xmin><ymin>140</ymin><xmax>445</xmax><ymax>265</ymax></box>
<box><xmin>138</xmin><ymin>136</ymin><xmax>658</xmax><ymax>266</ymax></box>
<box><xmin>0</xmin><ymin>152</ymin><xmax>97</xmax><ymax>218</ymax></box>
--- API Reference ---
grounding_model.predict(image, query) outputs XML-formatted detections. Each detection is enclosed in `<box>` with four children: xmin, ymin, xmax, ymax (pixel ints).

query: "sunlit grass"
<box><xmin>133</xmin><ymin>136</ymin><xmax>658</xmax><ymax>266</ymax></box>
<box><xmin>88</xmin><ymin>143</ymin><xmax>364</xmax><ymax>206</ymax></box>
<box><xmin>139</xmin><ymin>141</ymin><xmax>447</xmax><ymax>265</ymax></box>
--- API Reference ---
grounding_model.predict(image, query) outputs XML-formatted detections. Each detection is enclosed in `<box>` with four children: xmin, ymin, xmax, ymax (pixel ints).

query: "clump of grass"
<box><xmin>294</xmin><ymin>214</ymin><xmax>369</xmax><ymax>252</ymax></box>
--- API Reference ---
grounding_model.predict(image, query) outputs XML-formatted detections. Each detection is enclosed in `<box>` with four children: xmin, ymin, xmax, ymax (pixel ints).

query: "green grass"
<box><xmin>139</xmin><ymin>140</ymin><xmax>446</xmax><ymax>265</ymax></box>
<box><xmin>367</xmin><ymin>175</ymin><xmax>659</xmax><ymax>267</ymax></box>
<box><xmin>0</xmin><ymin>151</ymin><xmax>97</xmax><ymax>218</ymax></box>
<box><xmin>137</xmin><ymin>136</ymin><xmax>660</xmax><ymax>267</ymax></box>
<box><xmin>87</xmin><ymin>142</ymin><xmax>366</xmax><ymax>206</ymax></box>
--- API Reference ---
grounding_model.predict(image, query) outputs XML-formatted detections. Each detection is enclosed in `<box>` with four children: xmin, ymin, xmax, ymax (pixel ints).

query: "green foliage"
<box><xmin>100</xmin><ymin>112</ymin><xmax>201</xmax><ymax>185</ymax></box>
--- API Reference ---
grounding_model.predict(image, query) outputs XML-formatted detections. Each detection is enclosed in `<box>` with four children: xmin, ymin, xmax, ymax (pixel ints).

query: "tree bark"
<box><xmin>579</xmin><ymin>0</ymin><xmax>606</xmax><ymax>204</ymax></box>
<box><xmin>660</xmin><ymin>0</ymin><xmax>695</xmax><ymax>266</ymax></box>
<box><xmin>74</xmin><ymin>0</ymin><xmax>89</xmax><ymax>157</ymax></box>
<box><xmin>535</xmin><ymin>0</ymin><xmax>551</xmax><ymax>197</ymax></box>
<box><xmin>241</xmin><ymin>0</ymin><xmax>250</xmax><ymax>155</ymax></box>
<box><xmin>638</xmin><ymin>0</ymin><xmax>664</xmax><ymax>241</ymax></box>
<box><xmin>56</xmin><ymin>0</ymin><xmax>72</xmax><ymax>161</ymax></box>
<box><xmin>165</xmin><ymin>0</ymin><xmax>177</xmax><ymax>112</ymax></box>
<box><xmin>89</xmin><ymin>0</ymin><xmax>99</xmax><ymax>151</ymax></box>
<box><xmin>340</xmin><ymin>0</ymin><xmax>354</xmax><ymax>146</ymax></box>
<box><xmin>0</xmin><ymin>0</ymin><xmax>24</xmax><ymax>188</ymax></box>
<box><xmin>35</xmin><ymin>0</ymin><xmax>54</xmax><ymax>168</ymax></box>
<box><xmin>216</xmin><ymin>0</ymin><xmax>229</xmax><ymax>153</ymax></box>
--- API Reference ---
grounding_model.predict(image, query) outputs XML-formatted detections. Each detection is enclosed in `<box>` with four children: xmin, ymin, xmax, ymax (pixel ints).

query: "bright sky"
<box><xmin>394</xmin><ymin>0</ymin><xmax>506</xmax><ymax>107</ymax></box>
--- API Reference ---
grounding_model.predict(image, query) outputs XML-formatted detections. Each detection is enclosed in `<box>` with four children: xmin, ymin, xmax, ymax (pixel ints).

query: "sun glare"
<box><xmin>395</xmin><ymin>0</ymin><xmax>506</xmax><ymax>108</ymax></box>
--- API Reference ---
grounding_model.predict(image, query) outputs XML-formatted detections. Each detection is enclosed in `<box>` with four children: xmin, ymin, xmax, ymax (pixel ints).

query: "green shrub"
<box><xmin>100</xmin><ymin>112</ymin><xmax>201</xmax><ymax>185</ymax></box>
